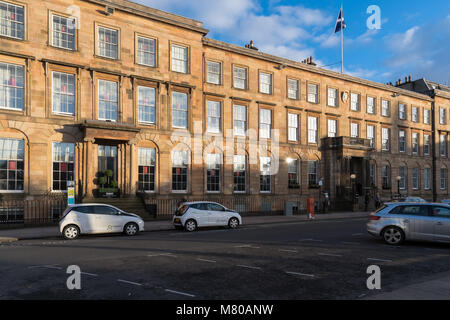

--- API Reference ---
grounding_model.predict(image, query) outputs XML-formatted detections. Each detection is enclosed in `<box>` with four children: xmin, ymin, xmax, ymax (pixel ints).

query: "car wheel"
<box><xmin>63</xmin><ymin>225</ymin><xmax>80</xmax><ymax>240</ymax></box>
<box><xmin>124</xmin><ymin>222</ymin><xmax>139</xmax><ymax>236</ymax></box>
<box><xmin>228</xmin><ymin>217</ymin><xmax>239</xmax><ymax>229</ymax></box>
<box><xmin>382</xmin><ymin>226</ymin><xmax>405</xmax><ymax>245</ymax></box>
<box><xmin>184</xmin><ymin>219</ymin><xmax>197</xmax><ymax>232</ymax></box>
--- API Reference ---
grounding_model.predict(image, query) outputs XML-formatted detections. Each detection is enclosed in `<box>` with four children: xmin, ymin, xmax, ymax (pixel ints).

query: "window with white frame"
<box><xmin>207</xmin><ymin>100</ymin><xmax>221</xmax><ymax>133</ymax></box>
<box><xmin>399</xmin><ymin>130</ymin><xmax>406</xmax><ymax>153</ymax></box>
<box><xmin>307</xmin><ymin>83</ymin><xmax>318</xmax><ymax>103</ymax></box>
<box><xmin>328</xmin><ymin>88</ymin><xmax>338</xmax><ymax>107</ymax></box>
<box><xmin>233</xmin><ymin>104</ymin><xmax>246</xmax><ymax>136</ymax></box>
<box><xmin>424</xmin><ymin>134</ymin><xmax>431</xmax><ymax>155</ymax></box>
<box><xmin>424</xmin><ymin>109</ymin><xmax>431</xmax><ymax>124</ymax></box>
<box><xmin>172</xmin><ymin>150</ymin><xmax>188</xmax><ymax>192</ymax></box>
<box><xmin>440</xmin><ymin>134</ymin><xmax>447</xmax><ymax>157</ymax></box>
<box><xmin>97</xmin><ymin>26</ymin><xmax>118</xmax><ymax>59</ymax></box>
<box><xmin>206</xmin><ymin>153</ymin><xmax>221</xmax><ymax>192</ymax></box>
<box><xmin>440</xmin><ymin>108</ymin><xmax>447</xmax><ymax>125</ymax></box>
<box><xmin>350</xmin><ymin>93</ymin><xmax>360</xmax><ymax>111</ymax></box>
<box><xmin>0</xmin><ymin>62</ymin><xmax>24</xmax><ymax>111</ymax></box>
<box><xmin>138</xmin><ymin>86</ymin><xmax>156</xmax><ymax>124</ymax></box>
<box><xmin>52</xmin><ymin>72</ymin><xmax>75</xmax><ymax>115</ymax></box>
<box><xmin>382</xmin><ymin>128</ymin><xmax>390</xmax><ymax>151</ymax></box>
<box><xmin>367</xmin><ymin>96</ymin><xmax>375</xmax><ymax>114</ymax></box>
<box><xmin>233</xmin><ymin>66</ymin><xmax>247</xmax><ymax>90</ymax></box>
<box><xmin>259</xmin><ymin>72</ymin><xmax>272</xmax><ymax>94</ymax></box>
<box><xmin>0</xmin><ymin>138</ymin><xmax>24</xmax><ymax>191</ymax></box>
<box><xmin>260</xmin><ymin>157</ymin><xmax>272</xmax><ymax>192</ymax></box>
<box><xmin>381</xmin><ymin>100</ymin><xmax>390</xmax><ymax>117</ymax></box>
<box><xmin>412</xmin><ymin>132</ymin><xmax>419</xmax><ymax>154</ymax></box>
<box><xmin>288</xmin><ymin>159</ymin><xmax>299</xmax><ymax>189</ymax></box>
<box><xmin>138</xmin><ymin>148</ymin><xmax>156</xmax><ymax>192</ymax></box>
<box><xmin>98</xmin><ymin>79</ymin><xmax>118</xmax><ymax>121</ymax></box>
<box><xmin>206</xmin><ymin>61</ymin><xmax>221</xmax><ymax>85</ymax></box>
<box><xmin>171</xmin><ymin>44</ymin><xmax>188</xmax><ymax>73</ymax></box>
<box><xmin>412</xmin><ymin>106</ymin><xmax>419</xmax><ymax>122</ymax></box>
<box><xmin>52</xmin><ymin>142</ymin><xmax>74</xmax><ymax>191</ymax></box>
<box><xmin>0</xmin><ymin>1</ymin><xmax>24</xmax><ymax>40</ymax></box>
<box><xmin>288</xmin><ymin>113</ymin><xmax>298</xmax><ymax>142</ymax></box>
<box><xmin>382</xmin><ymin>164</ymin><xmax>390</xmax><ymax>189</ymax></box>
<box><xmin>52</xmin><ymin>14</ymin><xmax>76</xmax><ymax>50</ymax></box>
<box><xmin>172</xmin><ymin>91</ymin><xmax>188</xmax><ymax>129</ymax></box>
<box><xmin>308</xmin><ymin>116</ymin><xmax>318</xmax><ymax>143</ymax></box>
<box><xmin>441</xmin><ymin>168</ymin><xmax>447</xmax><ymax>190</ymax></box>
<box><xmin>399</xmin><ymin>166</ymin><xmax>406</xmax><ymax>190</ymax></box>
<box><xmin>137</xmin><ymin>36</ymin><xmax>156</xmax><ymax>67</ymax></box>
<box><xmin>367</xmin><ymin>125</ymin><xmax>375</xmax><ymax>148</ymax></box>
<box><xmin>424</xmin><ymin>167</ymin><xmax>431</xmax><ymax>190</ymax></box>
<box><xmin>328</xmin><ymin>119</ymin><xmax>337</xmax><ymax>137</ymax></box>
<box><xmin>308</xmin><ymin>161</ymin><xmax>318</xmax><ymax>187</ymax></box>
<box><xmin>350</xmin><ymin>123</ymin><xmax>359</xmax><ymax>138</ymax></box>
<box><xmin>398</xmin><ymin>103</ymin><xmax>406</xmax><ymax>120</ymax></box>
<box><xmin>233</xmin><ymin>155</ymin><xmax>246</xmax><ymax>193</ymax></box>
<box><xmin>287</xmin><ymin>79</ymin><xmax>299</xmax><ymax>100</ymax></box>
<box><xmin>260</xmin><ymin>109</ymin><xmax>272</xmax><ymax>139</ymax></box>
<box><xmin>412</xmin><ymin>168</ymin><xmax>420</xmax><ymax>190</ymax></box>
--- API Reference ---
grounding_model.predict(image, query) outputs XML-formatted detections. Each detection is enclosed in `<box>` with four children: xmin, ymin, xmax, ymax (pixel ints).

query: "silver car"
<box><xmin>367</xmin><ymin>202</ymin><xmax>450</xmax><ymax>245</ymax></box>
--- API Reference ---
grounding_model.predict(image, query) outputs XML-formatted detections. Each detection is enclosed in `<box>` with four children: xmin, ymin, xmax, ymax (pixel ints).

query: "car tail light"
<box><xmin>370</xmin><ymin>215</ymin><xmax>381</xmax><ymax>221</ymax></box>
<box><xmin>175</xmin><ymin>205</ymin><xmax>188</xmax><ymax>216</ymax></box>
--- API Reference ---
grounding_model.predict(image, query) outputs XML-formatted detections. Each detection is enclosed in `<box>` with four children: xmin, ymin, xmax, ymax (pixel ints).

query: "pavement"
<box><xmin>0</xmin><ymin>211</ymin><xmax>370</xmax><ymax>242</ymax></box>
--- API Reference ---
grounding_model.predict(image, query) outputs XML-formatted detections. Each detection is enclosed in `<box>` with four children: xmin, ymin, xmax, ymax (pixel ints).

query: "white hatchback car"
<box><xmin>173</xmin><ymin>201</ymin><xmax>242</xmax><ymax>232</ymax></box>
<box><xmin>59</xmin><ymin>204</ymin><xmax>145</xmax><ymax>240</ymax></box>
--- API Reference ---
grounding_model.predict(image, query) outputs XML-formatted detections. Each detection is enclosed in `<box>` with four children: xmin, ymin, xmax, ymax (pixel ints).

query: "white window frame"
<box><xmin>137</xmin><ymin>86</ymin><xmax>156</xmax><ymax>124</ymax></box>
<box><xmin>287</xmin><ymin>79</ymin><xmax>299</xmax><ymax>100</ymax></box>
<box><xmin>307</xmin><ymin>83</ymin><xmax>319</xmax><ymax>104</ymax></box>
<box><xmin>399</xmin><ymin>130</ymin><xmax>406</xmax><ymax>153</ymax></box>
<box><xmin>398</xmin><ymin>103</ymin><xmax>406</xmax><ymax>120</ymax></box>
<box><xmin>260</xmin><ymin>109</ymin><xmax>272</xmax><ymax>139</ymax></box>
<box><xmin>233</xmin><ymin>66</ymin><xmax>247</xmax><ymax>90</ymax></box>
<box><xmin>328</xmin><ymin>119</ymin><xmax>337</xmax><ymax>138</ymax></box>
<box><xmin>206</xmin><ymin>61</ymin><xmax>221</xmax><ymax>85</ymax></box>
<box><xmin>233</xmin><ymin>104</ymin><xmax>247</xmax><ymax>136</ymax></box>
<box><xmin>381</xmin><ymin>100</ymin><xmax>390</xmax><ymax>117</ymax></box>
<box><xmin>367</xmin><ymin>125</ymin><xmax>375</xmax><ymax>148</ymax></box>
<box><xmin>52</xmin><ymin>71</ymin><xmax>76</xmax><ymax>116</ymax></box>
<box><xmin>308</xmin><ymin>116</ymin><xmax>318</xmax><ymax>144</ymax></box>
<box><xmin>350</xmin><ymin>123</ymin><xmax>359</xmax><ymax>138</ymax></box>
<box><xmin>0</xmin><ymin>62</ymin><xmax>25</xmax><ymax>111</ymax></box>
<box><xmin>97</xmin><ymin>79</ymin><xmax>118</xmax><ymax>122</ymax></box>
<box><xmin>382</xmin><ymin>128</ymin><xmax>390</xmax><ymax>151</ymax></box>
<box><xmin>137</xmin><ymin>36</ymin><xmax>156</xmax><ymax>67</ymax></box>
<box><xmin>328</xmin><ymin>88</ymin><xmax>338</xmax><ymax>107</ymax></box>
<box><xmin>350</xmin><ymin>93</ymin><xmax>360</xmax><ymax>111</ymax></box>
<box><xmin>171</xmin><ymin>91</ymin><xmax>188</xmax><ymax>129</ymax></box>
<box><xmin>97</xmin><ymin>26</ymin><xmax>119</xmax><ymax>60</ymax></box>
<box><xmin>367</xmin><ymin>96</ymin><xmax>375</xmax><ymax>114</ymax></box>
<box><xmin>206</xmin><ymin>100</ymin><xmax>221</xmax><ymax>134</ymax></box>
<box><xmin>259</xmin><ymin>72</ymin><xmax>273</xmax><ymax>95</ymax></box>
<box><xmin>0</xmin><ymin>1</ymin><xmax>25</xmax><ymax>40</ymax></box>
<box><xmin>288</xmin><ymin>113</ymin><xmax>298</xmax><ymax>142</ymax></box>
<box><xmin>171</xmin><ymin>44</ymin><xmax>188</xmax><ymax>74</ymax></box>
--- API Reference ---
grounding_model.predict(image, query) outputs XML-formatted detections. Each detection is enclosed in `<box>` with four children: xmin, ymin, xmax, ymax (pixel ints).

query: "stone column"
<box><xmin>83</xmin><ymin>138</ymin><xmax>96</xmax><ymax>198</ymax></box>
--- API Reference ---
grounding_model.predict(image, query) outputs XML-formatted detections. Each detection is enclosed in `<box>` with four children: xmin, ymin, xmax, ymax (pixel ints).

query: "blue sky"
<box><xmin>136</xmin><ymin>0</ymin><xmax>450</xmax><ymax>85</ymax></box>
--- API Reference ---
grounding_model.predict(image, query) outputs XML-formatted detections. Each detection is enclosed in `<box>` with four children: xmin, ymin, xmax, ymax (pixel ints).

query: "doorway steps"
<box><xmin>81</xmin><ymin>196</ymin><xmax>153</xmax><ymax>220</ymax></box>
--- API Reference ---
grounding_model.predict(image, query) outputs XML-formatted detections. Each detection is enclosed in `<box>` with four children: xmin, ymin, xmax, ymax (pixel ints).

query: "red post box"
<box><xmin>307</xmin><ymin>197</ymin><xmax>315</xmax><ymax>219</ymax></box>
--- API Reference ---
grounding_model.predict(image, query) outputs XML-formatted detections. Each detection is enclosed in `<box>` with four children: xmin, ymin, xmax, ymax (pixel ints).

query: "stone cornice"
<box><xmin>82</xmin><ymin>0</ymin><xmax>209</xmax><ymax>35</ymax></box>
<box><xmin>202</xmin><ymin>38</ymin><xmax>433</xmax><ymax>102</ymax></box>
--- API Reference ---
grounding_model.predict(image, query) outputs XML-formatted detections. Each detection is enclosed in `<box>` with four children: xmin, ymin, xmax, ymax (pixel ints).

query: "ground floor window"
<box><xmin>172</xmin><ymin>150</ymin><xmax>188</xmax><ymax>192</ymax></box>
<box><xmin>233</xmin><ymin>155</ymin><xmax>246</xmax><ymax>193</ymax></box>
<box><xmin>206</xmin><ymin>153</ymin><xmax>221</xmax><ymax>192</ymax></box>
<box><xmin>308</xmin><ymin>161</ymin><xmax>318</xmax><ymax>187</ymax></box>
<box><xmin>0</xmin><ymin>138</ymin><xmax>24</xmax><ymax>191</ymax></box>
<box><xmin>138</xmin><ymin>148</ymin><xmax>156</xmax><ymax>192</ymax></box>
<box><xmin>288</xmin><ymin>159</ymin><xmax>299</xmax><ymax>189</ymax></box>
<box><xmin>52</xmin><ymin>142</ymin><xmax>75</xmax><ymax>191</ymax></box>
<box><xmin>260</xmin><ymin>157</ymin><xmax>272</xmax><ymax>192</ymax></box>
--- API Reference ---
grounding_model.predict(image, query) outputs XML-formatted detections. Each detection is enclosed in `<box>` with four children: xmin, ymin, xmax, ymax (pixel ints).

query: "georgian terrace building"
<box><xmin>0</xmin><ymin>0</ymin><xmax>449</xmax><ymax>219</ymax></box>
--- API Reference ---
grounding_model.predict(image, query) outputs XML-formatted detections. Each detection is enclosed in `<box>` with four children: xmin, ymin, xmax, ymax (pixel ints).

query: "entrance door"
<box><xmin>98</xmin><ymin>145</ymin><xmax>118</xmax><ymax>183</ymax></box>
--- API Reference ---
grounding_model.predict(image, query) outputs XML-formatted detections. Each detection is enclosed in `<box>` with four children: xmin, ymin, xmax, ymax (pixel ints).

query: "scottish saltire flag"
<box><xmin>334</xmin><ymin>7</ymin><xmax>347</xmax><ymax>33</ymax></box>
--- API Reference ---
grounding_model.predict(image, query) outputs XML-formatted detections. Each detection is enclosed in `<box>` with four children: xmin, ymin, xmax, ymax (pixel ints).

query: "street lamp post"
<box><xmin>350</xmin><ymin>174</ymin><xmax>357</xmax><ymax>209</ymax></box>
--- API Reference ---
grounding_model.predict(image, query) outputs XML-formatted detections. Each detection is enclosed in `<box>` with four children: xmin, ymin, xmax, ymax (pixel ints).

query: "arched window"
<box><xmin>172</xmin><ymin>149</ymin><xmax>189</xmax><ymax>192</ymax></box>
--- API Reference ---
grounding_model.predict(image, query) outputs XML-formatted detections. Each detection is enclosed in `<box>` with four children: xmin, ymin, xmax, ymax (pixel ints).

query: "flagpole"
<box><xmin>340</xmin><ymin>3</ymin><xmax>344</xmax><ymax>73</ymax></box>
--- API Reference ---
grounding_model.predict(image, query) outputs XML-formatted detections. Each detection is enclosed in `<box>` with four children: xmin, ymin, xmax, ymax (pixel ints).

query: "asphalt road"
<box><xmin>1</xmin><ymin>217</ymin><xmax>450</xmax><ymax>300</ymax></box>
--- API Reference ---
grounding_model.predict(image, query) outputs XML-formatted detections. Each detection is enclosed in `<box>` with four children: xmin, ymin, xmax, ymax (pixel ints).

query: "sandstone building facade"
<box><xmin>0</xmin><ymin>0</ymin><xmax>449</xmax><ymax>219</ymax></box>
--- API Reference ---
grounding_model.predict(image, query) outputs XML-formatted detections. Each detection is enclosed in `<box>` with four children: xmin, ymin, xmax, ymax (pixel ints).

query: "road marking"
<box><xmin>43</xmin><ymin>265</ymin><xmax>63</xmax><ymax>270</ymax></box>
<box><xmin>236</xmin><ymin>265</ymin><xmax>262</xmax><ymax>270</ymax></box>
<box><xmin>234</xmin><ymin>244</ymin><xmax>260</xmax><ymax>249</ymax></box>
<box><xmin>367</xmin><ymin>258</ymin><xmax>392</xmax><ymax>263</ymax></box>
<box><xmin>196</xmin><ymin>258</ymin><xmax>217</xmax><ymax>263</ymax></box>
<box><xmin>285</xmin><ymin>271</ymin><xmax>315</xmax><ymax>278</ymax></box>
<box><xmin>318</xmin><ymin>253</ymin><xmax>343</xmax><ymax>257</ymax></box>
<box><xmin>81</xmin><ymin>272</ymin><xmax>98</xmax><ymax>277</ymax></box>
<box><xmin>165</xmin><ymin>289</ymin><xmax>196</xmax><ymax>298</ymax></box>
<box><xmin>147</xmin><ymin>253</ymin><xmax>177</xmax><ymax>258</ymax></box>
<box><xmin>279</xmin><ymin>249</ymin><xmax>298</xmax><ymax>253</ymax></box>
<box><xmin>117</xmin><ymin>279</ymin><xmax>143</xmax><ymax>286</ymax></box>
